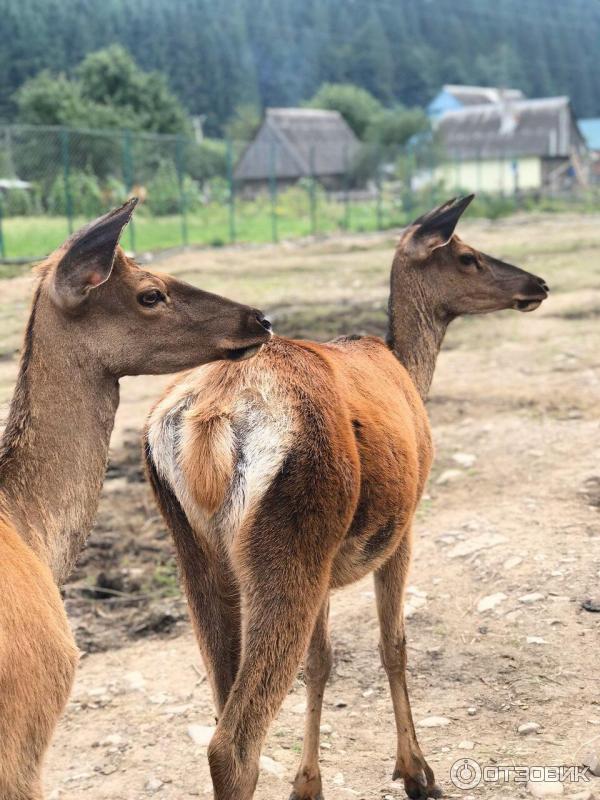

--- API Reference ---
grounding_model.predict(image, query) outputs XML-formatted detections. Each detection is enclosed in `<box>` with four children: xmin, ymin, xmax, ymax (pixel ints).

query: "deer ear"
<box><xmin>53</xmin><ymin>198</ymin><xmax>138</xmax><ymax>310</ymax></box>
<box><xmin>413</xmin><ymin>194</ymin><xmax>474</xmax><ymax>249</ymax></box>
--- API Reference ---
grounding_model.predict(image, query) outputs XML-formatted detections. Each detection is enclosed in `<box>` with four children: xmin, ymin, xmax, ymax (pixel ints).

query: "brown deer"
<box><xmin>144</xmin><ymin>195</ymin><xmax>549</xmax><ymax>800</ymax></box>
<box><xmin>0</xmin><ymin>198</ymin><xmax>271</xmax><ymax>800</ymax></box>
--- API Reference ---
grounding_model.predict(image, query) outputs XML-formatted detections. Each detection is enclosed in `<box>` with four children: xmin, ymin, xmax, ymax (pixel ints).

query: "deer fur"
<box><xmin>144</xmin><ymin>196</ymin><xmax>549</xmax><ymax>800</ymax></box>
<box><xmin>0</xmin><ymin>199</ymin><xmax>271</xmax><ymax>800</ymax></box>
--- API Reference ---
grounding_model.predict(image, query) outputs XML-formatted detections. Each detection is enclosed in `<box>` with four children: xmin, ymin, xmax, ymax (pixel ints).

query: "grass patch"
<box><xmin>0</xmin><ymin>197</ymin><xmax>406</xmax><ymax>261</ymax></box>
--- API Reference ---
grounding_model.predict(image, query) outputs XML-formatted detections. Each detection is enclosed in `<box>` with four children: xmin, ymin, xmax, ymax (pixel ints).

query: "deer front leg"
<box><xmin>374</xmin><ymin>533</ymin><xmax>442</xmax><ymax>799</ymax></box>
<box><xmin>290</xmin><ymin>598</ymin><xmax>332</xmax><ymax>800</ymax></box>
<box><xmin>207</xmin><ymin>551</ymin><xmax>331</xmax><ymax>799</ymax></box>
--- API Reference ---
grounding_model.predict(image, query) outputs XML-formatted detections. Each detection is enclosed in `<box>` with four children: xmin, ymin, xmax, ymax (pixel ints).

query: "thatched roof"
<box><xmin>436</xmin><ymin>97</ymin><xmax>586</xmax><ymax>159</ymax></box>
<box><xmin>234</xmin><ymin>108</ymin><xmax>360</xmax><ymax>181</ymax></box>
<box><xmin>443</xmin><ymin>84</ymin><xmax>524</xmax><ymax>107</ymax></box>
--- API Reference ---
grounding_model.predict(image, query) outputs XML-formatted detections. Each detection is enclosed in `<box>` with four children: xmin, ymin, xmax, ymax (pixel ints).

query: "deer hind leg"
<box><xmin>145</xmin><ymin>447</ymin><xmax>241</xmax><ymax>714</ymax></box>
<box><xmin>207</xmin><ymin>447</ymin><xmax>355</xmax><ymax>800</ymax></box>
<box><xmin>179</xmin><ymin>536</ymin><xmax>242</xmax><ymax>716</ymax></box>
<box><xmin>290</xmin><ymin>598</ymin><xmax>332</xmax><ymax>800</ymax></box>
<box><xmin>374</xmin><ymin>531</ymin><xmax>442</xmax><ymax>800</ymax></box>
<box><xmin>207</xmin><ymin>552</ymin><xmax>331</xmax><ymax>800</ymax></box>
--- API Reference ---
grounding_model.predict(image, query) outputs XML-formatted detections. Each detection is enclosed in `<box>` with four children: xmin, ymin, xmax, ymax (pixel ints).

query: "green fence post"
<box><xmin>0</xmin><ymin>195</ymin><xmax>5</xmax><ymax>260</ymax></box>
<box><xmin>176</xmin><ymin>136</ymin><xmax>189</xmax><ymax>247</ymax></box>
<box><xmin>268</xmin><ymin>140</ymin><xmax>278</xmax><ymax>243</ymax></box>
<box><xmin>226</xmin><ymin>138</ymin><xmax>236</xmax><ymax>244</ymax></box>
<box><xmin>309</xmin><ymin>145</ymin><xmax>317</xmax><ymax>236</ymax></box>
<box><xmin>60</xmin><ymin>127</ymin><xmax>73</xmax><ymax>235</ymax></box>
<box><xmin>121</xmin><ymin>129</ymin><xmax>136</xmax><ymax>252</ymax></box>
<box><xmin>404</xmin><ymin>147</ymin><xmax>414</xmax><ymax>223</ymax></box>
<box><xmin>428</xmin><ymin>147</ymin><xmax>436</xmax><ymax>210</ymax></box>
<box><xmin>375</xmin><ymin>145</ymin><xmax>383</xmax><ymax>230</ymax></box>
<box><xmin>343</xmin><ymin>143</ymin><xmax>350</xmax><ymax>231</ymax></box>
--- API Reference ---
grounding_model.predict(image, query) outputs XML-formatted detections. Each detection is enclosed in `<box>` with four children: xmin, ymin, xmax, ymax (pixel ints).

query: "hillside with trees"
<box><xmin>0</xmin><ymin>0</ymin><xmax>599</xmax><ymax>133</ymax></box>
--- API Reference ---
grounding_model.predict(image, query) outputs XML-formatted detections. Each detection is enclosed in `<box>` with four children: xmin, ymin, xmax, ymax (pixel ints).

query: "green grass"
<box><xmin>3</xmin><ymin>188</ymin><xmax>600</xmax><ymax>262</ymax></box>
<box><xmin>0</xmin><ymin>196</ymin><xmax>414</xmax><ymax>261</ymax></box>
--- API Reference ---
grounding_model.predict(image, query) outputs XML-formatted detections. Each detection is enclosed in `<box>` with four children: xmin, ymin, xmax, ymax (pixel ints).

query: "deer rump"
<box><xmin>144</xmin><ymin>335</ymin><xmax>432</xmax><ymax>588</ymax></box>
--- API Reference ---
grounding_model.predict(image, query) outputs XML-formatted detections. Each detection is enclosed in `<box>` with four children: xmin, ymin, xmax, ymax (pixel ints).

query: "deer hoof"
<box><xmin>290</xmin><ymin>768</ymin><xmax>323</xmax><ymax>800</ymax></box>
<box><xmin>289</xmin><ymin>793</ymin><xmax>323</xmax><ymax>800</ymax></box>
<box><xmin>393</xmin><ymin>768</ymin><xmax>442</xmax><ymax>799</ymax></box>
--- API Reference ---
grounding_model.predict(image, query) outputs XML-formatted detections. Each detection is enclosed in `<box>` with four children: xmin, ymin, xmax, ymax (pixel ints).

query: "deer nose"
<box><xmin>538</xmin><ymin>278</ymin><xmax>549</xmax><ymax>294</ymax></box>
<box><xmin>253</xmin><ymin>311</ymin><xmax>272</xmax><ymax>333</ymax></box>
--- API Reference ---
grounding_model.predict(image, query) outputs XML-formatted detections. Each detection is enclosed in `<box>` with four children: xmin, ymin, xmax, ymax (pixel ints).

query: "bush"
<box><xmin>346</xmin><ymin>144</ymin><xmax>382</xmax><ymax>187</ymax></box>
<box><xmin>145</xmin><ymin>160</ymin><xmax>202</xmax><ymax>216</ymax></box>
<box><xmin>1</xmin><ymin>187</ymin><xmax>40</xmax><ymax>216</ymax></box>
<box><xmin>365</xmin><ymin>106</ymin><xmax>430</xmax><ymax>147</ymax></box>
<box><xmin>204</xmin><ymin>176</ymin><xmax>229</xmax><ymax>204</ymax></box>
<box><xmin>277</xmin><ymin>185</ymin><xmax>312</xmax><ymax>216</ymax></box>
<box><xmin>186</xmin><ymin>139</ymin><xmax>227</xmax><ymax>183</ymax></box>
<box><xmin>470</xmin><ymin>193</ymin><xmax>519</xmax><ymax>220</ymax></box>
<box><xmin>102</xmin><ymin>177</ymin><xmax>129</xmax><ymax>208</ymax></box>
<box><xmin>47</xmin><ymin>170</ymin><xmax>104</xmax><ymax>217</ymax></box>
<box><xmin>306</xmin><ymin>83</ymin><xmax>382</xmax><ymax>138</ymax></box>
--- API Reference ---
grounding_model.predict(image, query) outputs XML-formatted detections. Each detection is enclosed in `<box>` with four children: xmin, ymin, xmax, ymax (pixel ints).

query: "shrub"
<box><xmin>47</xmin><ymin>170</ymin><xmax>104</xmax><ymax>217</ymax></box>
<box><xmin>306</xmin><ymin>83</ymin><xmax>382</xmax><ymax>138</ymax></box>
<box><xmin>1</xmin><ymin>187</ymin><xmax>39</xmax><ymax>216</ymax></box>
<box><xmin>145</xmin><ymin>160</ymin><xmax>202</xmax><ymax>216</ymax></box>
<box><xmin>186</xmin><ymin>139</ymin><xmax>227</xmax><ymax>183</ymax></box>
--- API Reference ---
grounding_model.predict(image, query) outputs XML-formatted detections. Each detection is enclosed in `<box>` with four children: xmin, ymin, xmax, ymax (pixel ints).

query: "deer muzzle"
<box><xmin>224</xmin><ymin>308</ymin><xmax>272</xmax><ymax>360</ymax></box>
<box><xmin>512</xmin><ymin>275</ymin><xmax>549</xmax><ymax>312</ymax></box>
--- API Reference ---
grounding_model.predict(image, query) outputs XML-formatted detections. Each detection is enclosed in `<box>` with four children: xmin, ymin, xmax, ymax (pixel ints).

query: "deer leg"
<box><xmin>178</xmin><ymin>536</ymin><xmax>242</xmax><ymax>716</ymax></box>
<box><xmin>207</xmin><ymin>552</ymin><xmax>332</xmax><ymax>800</ymax></box>
<box><xmin>290</xmin><ymin>598</ymin><xmax>332</xmax><ymax>800</ymax></box>
<box><xmin>0</xmin><ymin>548</ymin><xmax>78</xmax><ymax>800</ymax></box>
<box><xmin>374</xmin><ymin>534</ymin><xmax>442</xmax><ymax>800</ymax></box>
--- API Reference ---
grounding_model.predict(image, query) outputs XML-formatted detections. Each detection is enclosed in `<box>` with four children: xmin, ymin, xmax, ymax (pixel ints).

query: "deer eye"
<box><xmin>459</xmin><ymin>254</ymin><xmax>478</xmax><ymax>267</ymax></box>
<box><xmin>138</xmin><ymin>289</ymin><xmax>165</xmax><ymax>307</ymax></box>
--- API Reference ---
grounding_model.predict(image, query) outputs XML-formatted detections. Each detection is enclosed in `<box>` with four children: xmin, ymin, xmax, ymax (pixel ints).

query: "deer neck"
<box><xmin>0</xmin><ymin>286</ymin><xmax>119</xmax><ymax>584</ymax></box>
<box><xmin>387</xmin><ymin>257</ymin><xmax>450</xmax><ymax>400</ymax></box>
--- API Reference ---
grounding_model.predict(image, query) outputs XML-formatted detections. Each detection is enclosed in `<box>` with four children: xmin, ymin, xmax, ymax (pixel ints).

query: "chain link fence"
<box><xmin>0</xmin><ymin>124</ymin><xmax>597</xmax><ymax>261</ymax></box>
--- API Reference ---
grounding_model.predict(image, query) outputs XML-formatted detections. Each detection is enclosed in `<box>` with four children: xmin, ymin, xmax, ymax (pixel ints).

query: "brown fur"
<box><xmin>145</xmin><ymin>196</ymin><xmax>549</xmax><ymax>800</ymax></box>
<box><xmin>0</xmin><ymin>200</ymin><xmax>271</xmax><ymax>799</ymax></box>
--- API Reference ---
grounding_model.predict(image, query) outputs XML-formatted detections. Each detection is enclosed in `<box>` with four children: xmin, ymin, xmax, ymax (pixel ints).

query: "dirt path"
<box><xmin>1</xmin><ymin>215</ymin><xmax>598</xmax><ymax>799</ymax></box>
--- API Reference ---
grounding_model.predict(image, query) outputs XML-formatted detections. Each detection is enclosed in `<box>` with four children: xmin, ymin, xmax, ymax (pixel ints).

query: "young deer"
<box><xmin>0</xmin><ymin>199</ymin><xmax>271</xmax><ymax>800</ymax></box>
<box><xmin>144</xmin><ymin>195</ymin><xmax>549</xmax><ymax>800</ymax></box>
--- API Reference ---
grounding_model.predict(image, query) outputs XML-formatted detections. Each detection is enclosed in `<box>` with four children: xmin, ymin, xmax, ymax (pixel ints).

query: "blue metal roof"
<box><xmin>427</xmin><ymin>90</ymin><xmax>463</xmax><ymax>118</ymax></box>
<box><xmin>578</xmin><ymin>118</ymin><xmax>600</xmax><ymax>150</ymax></box>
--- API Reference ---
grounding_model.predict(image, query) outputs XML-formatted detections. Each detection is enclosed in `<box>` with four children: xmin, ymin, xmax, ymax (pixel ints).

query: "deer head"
<box><xmin>396</xmin><ymin>195</ymin><xmax>549</xmax><ymax>318</ymax></box>
<box><xmin>42</xmin><ymin>199</ymin><xmax>271</xmax><ymax>376</ymax></box>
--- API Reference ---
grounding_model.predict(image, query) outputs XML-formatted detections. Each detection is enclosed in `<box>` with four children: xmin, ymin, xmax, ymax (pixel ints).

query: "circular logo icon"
<box><xmin>450</xmin><ymin>758</ymin><xmax>482</xmax><ymax>790</ymax></box>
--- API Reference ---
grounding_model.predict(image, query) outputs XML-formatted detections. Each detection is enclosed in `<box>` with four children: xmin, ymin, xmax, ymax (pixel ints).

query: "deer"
<box><xmin>144</xmin><ymin>195</ymin><xmax>549</xmax><ymax>800</ymax></box>
<box><xmin>0</xmin><ymin>198</ymin><xmax>272</xmax><ymax>800</ymax></box>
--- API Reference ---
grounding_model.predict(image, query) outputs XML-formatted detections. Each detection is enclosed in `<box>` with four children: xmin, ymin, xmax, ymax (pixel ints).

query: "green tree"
<box><xmin>2</xmin><ymin>0</ymin><xmax>600</xmax><ymax>125</ymax></box>
<box><xmin>347</xmin><ymin>8</ymin><xmax>394</xmax><ymax>103</ymax></box>
<box><xmin>16</xmin><ymin>46</ymin><xmax>189</xmax><ymax>135</ymax></box>
<box><xmin>186</xmin><ymin>138</ymin><xmax>227</xmax><ymax>182</ymax></box>
<box><xmin>224</xmin><ymin>103</ymin><xmax>262</xmax><ymax>142</ymax></box>
<box><xmin>306</xmin><ymin>83</ymin><xmax>382</xmax><ymax>139</ymax></box>
<box><xmin>76</xmin><ymin>45</ymin><xmax>190</xmax><ymax>134</ymax></box>
<box><xmin>16</xmin><ymin>72</ymin><xmax>89</xmax><ymax>127</ymax></box>
<box><xmin>365</xmin><ymin>106</ymin><xmax>430</xmax><ymax>147</ymax></box>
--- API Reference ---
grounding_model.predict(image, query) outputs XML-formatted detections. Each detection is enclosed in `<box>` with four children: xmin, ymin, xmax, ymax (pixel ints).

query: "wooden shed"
<box><xmin>234</xmin><ymin>108</ymin><xmax>360</xmax><ymax>190</ymax></box>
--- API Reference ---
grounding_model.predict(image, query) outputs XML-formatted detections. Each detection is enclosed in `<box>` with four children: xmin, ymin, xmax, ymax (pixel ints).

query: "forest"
<box><xmin>1</xmin><ymin>0</ymin><xmax>599</xmax><ymax>134</ymax></box>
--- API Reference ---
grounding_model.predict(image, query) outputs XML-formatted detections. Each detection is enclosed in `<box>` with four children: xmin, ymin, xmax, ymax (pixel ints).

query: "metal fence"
<box><xmin>0</xmin><ymin>124</ymin><xmax>597</xmax><ymax>261</ymax></box>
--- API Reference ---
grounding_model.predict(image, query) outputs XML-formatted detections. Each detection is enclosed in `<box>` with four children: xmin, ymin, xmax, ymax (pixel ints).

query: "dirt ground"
<box><xmin>1</xmin><ymin>214</ymin><xmax>599</xmax><ymax>800</ymax></box>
